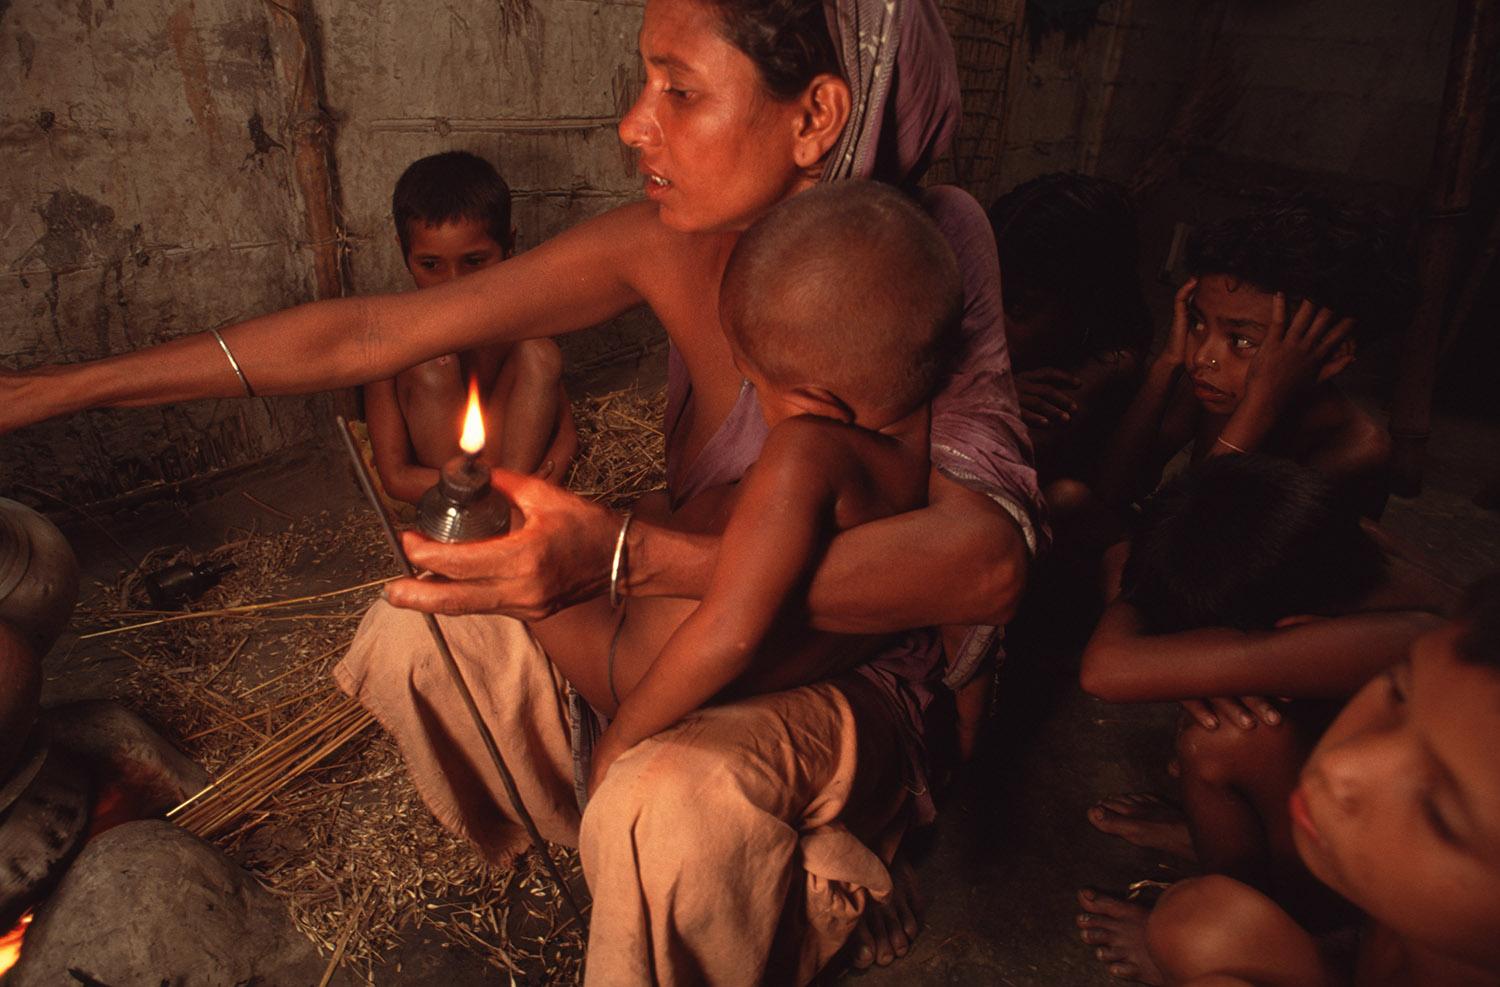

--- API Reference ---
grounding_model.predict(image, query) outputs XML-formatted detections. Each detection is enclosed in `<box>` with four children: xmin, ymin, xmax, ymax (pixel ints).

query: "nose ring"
<box><xmin>1208</xmin><ymin>358</ymin><xmax>1219</xmax><ymax>369</ymax></box>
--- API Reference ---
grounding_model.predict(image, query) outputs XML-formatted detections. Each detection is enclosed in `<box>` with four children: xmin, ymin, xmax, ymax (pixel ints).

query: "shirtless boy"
<box><xmin>529</xmin><ymin>180</ymin><xmax>958</xmax><ymax>793</ymax></box>
<box><xmin>364</xmin><ymin>151</ymin><xmax>575</xmax><ymax>505</ymax></box>
<box><xmin>1100</xmin><ymin>199</ymin><xmax>1416</xmax><ymax>519</ymax></box>
<box><xmin>1078</xmin><ymin>576</ymin><xmax>1500</xmax><ymax>986</ymax></box>
<box><xmin>1080</xmin><ymin>456</ymin><xmax>1451</xmax><ymax>928</ymax></box>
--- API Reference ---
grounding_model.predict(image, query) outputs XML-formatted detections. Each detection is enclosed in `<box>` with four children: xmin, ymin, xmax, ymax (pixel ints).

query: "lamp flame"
<box><xmin>459</xmin><ymin>376</ymin><xmax>485</xmax><ymax>455</ymax></box>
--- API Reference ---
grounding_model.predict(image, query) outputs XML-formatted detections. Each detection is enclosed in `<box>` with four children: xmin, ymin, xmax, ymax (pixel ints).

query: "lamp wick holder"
<box><xmin>417</xmin><ymin>451</ymin><xmax>511</xmax><ymax>543</ymax></box>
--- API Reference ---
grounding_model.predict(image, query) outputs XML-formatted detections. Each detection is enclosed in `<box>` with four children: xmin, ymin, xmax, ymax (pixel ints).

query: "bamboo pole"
<box><xmin>1389</xmin><ymin>0</ymin><xmax>1497</xmax><ymax>495</ymax></box>
<box><xmin>263</xmin><ymin>0</ymin><xmax>350</xmax><ymax>302</ymax></box>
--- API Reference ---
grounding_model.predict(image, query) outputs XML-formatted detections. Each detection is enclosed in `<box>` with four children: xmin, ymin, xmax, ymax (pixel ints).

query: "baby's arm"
<box><xmin>590</xmin><ymin>420</ymin><xmax>852</xmax><ymax>788</ymax></box>
<box><xmin>364</xmin><ymin>377</ymin><xmax>438</xmax><ymax>505</ymax></box>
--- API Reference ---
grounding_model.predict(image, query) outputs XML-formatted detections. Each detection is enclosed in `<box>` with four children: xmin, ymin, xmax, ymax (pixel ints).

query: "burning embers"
<box><xmin>0</xmin><ymin>736</ymin><xmax>92</xmax><ymax>932</ymax></box>
<box><xmin>0</xmin><ymin>913</ymin><xmax>32</xmax><ymax>974</ymax></box>
<box><xmin>0</xmin><ymin>704</ymin><xmax>208</xmax><ymax>978</ymax></box>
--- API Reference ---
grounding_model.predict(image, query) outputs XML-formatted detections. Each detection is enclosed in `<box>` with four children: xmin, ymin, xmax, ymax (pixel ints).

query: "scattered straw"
<box><xmin>563</xmin><ymin>386</ymin><xmax>666</xmax><ymax>508</ymax></box>
<box><xmin>74</xmin><ymin>385</ymin><xmax>665</xmax><ymax>982</ymax></box>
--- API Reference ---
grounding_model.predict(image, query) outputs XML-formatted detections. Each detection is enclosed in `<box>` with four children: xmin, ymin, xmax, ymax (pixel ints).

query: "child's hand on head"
<box><xmin>1153</xmin><ymin>277</ymin><xmax>1199</xmax><ymax>374</ymax></box>
<box><xmin>1241</xmin><ymin>294</ymin><xmax>1356</xmax><ymax>409</ymax></box>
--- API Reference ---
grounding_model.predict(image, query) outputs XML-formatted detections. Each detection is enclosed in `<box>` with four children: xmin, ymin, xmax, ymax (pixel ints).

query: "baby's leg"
<box><xmin>490</xmin><ymin>339</ymin><xmax>565</xmax><ymax>475</ymax></box>
<box><xmin>942</xmin><ymin>624</ymin><xmax>990</xmax><ymax>763</ymax></box>
<box><xmin>537</xmin><ymin>385</ymin><xmax>578</xmax><ymax>482</ymax></box>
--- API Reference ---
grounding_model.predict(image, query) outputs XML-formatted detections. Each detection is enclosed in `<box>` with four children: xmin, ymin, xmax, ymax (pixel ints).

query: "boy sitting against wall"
<box><xmin>1075</xmin><ymin>455</ymin><xmax>1453</xmax><ymax>976</ymax></box>
<box><xmin>1100</xmin><ymin>198</ymin><xmax>1415</xmax><ymax>521</ymax></box>
<box><xmin>1077</xmin><ymin>576</ymin><xmax>1500</xmax><ymax>987</ymax></box>
<box><xmin>362</xmin><ymin>151</ymin><xmax>575</xmax><ymax>511</ymax></box>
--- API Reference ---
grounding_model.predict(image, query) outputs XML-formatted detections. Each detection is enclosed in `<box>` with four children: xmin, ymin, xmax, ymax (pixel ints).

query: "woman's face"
<box><xmin>619</xmin><ymin>0</ymin><xmax>818</xmax><ymax>233</ymax></box>
<box><xmin>1290</xmin><ymin>625</ymin><xmax>1500</xmax><ymax>971</ymax></box>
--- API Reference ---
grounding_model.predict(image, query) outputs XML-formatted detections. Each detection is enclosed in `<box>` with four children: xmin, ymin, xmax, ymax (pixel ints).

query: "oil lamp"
<box><xmin>416</xmin><ymin>378</ymin><xmax>511</xmax><ymax>543</ymax></box>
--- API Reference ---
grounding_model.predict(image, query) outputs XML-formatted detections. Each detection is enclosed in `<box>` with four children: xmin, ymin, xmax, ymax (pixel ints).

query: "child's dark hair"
<box><xmin>1456</xmin><ymin>573</ymin><xmax>1500</xmax><ymax>669</ymax></box>
<box><xmin>1122</xmin><ymin>454</ymin><xmax>1386</xmax><ymax>633</ymax></box>
<box><xmin>1184</xmin><ymin>195</ymin><xmax>1417</xmax><ymax>343</ymax></box>
<box><xmin>392</xmin><ymin>151</ymin><xmax>513</xmax><ymax>257</ymax></box>
<box><xmin>987</xmin><ymin>172</ymin><xmax>1152</xmax><ymax>364</ymax></box>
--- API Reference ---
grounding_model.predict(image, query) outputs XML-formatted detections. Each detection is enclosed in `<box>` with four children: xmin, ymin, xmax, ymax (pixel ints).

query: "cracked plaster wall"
<box><xmin>1</xmin><ymin>0</ymin><xmax>352</xmax><ymax>507</ymax></box>
<box><xmin>0</xmin><ymin>0</ymin><xmax>651</xmax><ymax>508</ymax></box>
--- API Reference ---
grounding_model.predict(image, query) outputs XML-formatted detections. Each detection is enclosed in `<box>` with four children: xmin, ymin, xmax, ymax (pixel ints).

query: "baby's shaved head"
<box><xmin>720</xmin><ymin>181</ymin><xmax>961</xmax><ymax>420</ymax></box>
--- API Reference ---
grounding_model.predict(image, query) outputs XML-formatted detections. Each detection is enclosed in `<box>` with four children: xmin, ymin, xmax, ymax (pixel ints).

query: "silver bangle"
<box><xmin>609</xmin><ymin>511</ymin><xmax>634</xmax><ymax>608</ymax></box>
<box><xmin>210</xmin><ymin>328</ymin><xmax>256</xmax><ymax>398</ymax></box>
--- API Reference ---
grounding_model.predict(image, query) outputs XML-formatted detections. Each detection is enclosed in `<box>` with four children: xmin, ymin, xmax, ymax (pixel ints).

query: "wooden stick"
<box><xmin>242</xmin><ymin>490</ymin><xmax>296</xmax><ymax>521</ymax></box>
<box><xmin>176</xmin><ymin>704</ymin><xmax>373</xmax><ymax>835</ymax></box>
<box><xmin>241</xmin><ymin>640</ymin><xmax>352</xmax><ymax>696</ymax></box>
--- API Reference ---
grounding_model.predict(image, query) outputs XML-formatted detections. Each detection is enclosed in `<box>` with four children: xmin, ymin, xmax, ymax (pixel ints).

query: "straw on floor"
<box><xmin>73</xmin><ymin>385</ymin><xmax>665</xmax><ymax>983</ymax></box>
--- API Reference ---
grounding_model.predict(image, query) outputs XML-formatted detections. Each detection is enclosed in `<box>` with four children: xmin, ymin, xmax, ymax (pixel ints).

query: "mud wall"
<box><xmin>989</xmin><ymin>0</ymin><xmax>1459</xmax><ymax>199</ymax></box>
<box><xmin>0</xmin><ymin>0</ymin><xmax>354</xmax><ymax>507</ymax></box>
<box><xmin>0</xmin><ymin>0</ymin><xmax>649</xmax><ymax>509</ymax></box>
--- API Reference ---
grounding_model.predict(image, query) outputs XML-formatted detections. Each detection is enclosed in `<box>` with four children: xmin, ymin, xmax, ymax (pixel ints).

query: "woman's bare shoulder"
<box><xmin>589</xmin><ymin>201</ymin><xmax>713</xmax><ymax>258</ymax></box>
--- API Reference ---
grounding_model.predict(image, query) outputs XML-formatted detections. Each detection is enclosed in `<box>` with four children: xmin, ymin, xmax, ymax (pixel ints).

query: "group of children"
<box><xmin>989</xmin><ymin>177</ymin><xmax>1493</xmax><ymax>985</ymax></box>
<box><xmin>368</xmin><ymin>150</ymin><xmax>1497</xmax><ymax>985</ymax></box>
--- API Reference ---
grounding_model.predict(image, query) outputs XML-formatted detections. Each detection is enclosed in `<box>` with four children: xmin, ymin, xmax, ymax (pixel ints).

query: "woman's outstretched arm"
<box><xmin>0</xmin><ymin>203</ymin><xmax>655</xmax><ymax>432</ymax></box>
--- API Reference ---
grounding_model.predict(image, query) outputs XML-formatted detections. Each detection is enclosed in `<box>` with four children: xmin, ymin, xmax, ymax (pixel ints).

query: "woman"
<box><xmin>1</xmin><ymin>0</ymin><xmax>1041</xmax><ymax>981</ymax></box>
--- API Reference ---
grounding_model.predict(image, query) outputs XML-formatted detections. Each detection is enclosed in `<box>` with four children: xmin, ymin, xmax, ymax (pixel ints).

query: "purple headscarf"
<box><xmin>821</xmin><ymin>0</ymin><xmax>962</xmax><ymax>186</ymax></box>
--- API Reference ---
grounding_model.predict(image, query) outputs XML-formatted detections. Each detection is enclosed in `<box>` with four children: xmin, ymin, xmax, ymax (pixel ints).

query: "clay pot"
<box><xmin>0</xmin><ymin>623</ymin><xmax>39</xmax><ymax>781</ymax></box>
<box><xmin>0</xmin><ymin>741</ymin><xmax>91</xmax><ymax>929</ymax></box>
<box><xmin>0</xmin><ymin>498</ymin><xmax>78</xmax><ymax>657</ymax></box>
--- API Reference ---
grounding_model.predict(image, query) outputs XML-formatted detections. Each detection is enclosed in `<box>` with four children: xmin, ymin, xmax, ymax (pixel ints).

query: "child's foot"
<box><xmin>850</xmin><ymin>855</ymin><xmax>922</xmax><ymax>968</ymax></box>
<box><xmin>1075</xmin><ymin>888</ymin><xmax>1164</xmax><ymax>984</ymax></box>
<box><xmin>1087</xmin><ymin>793</ymin><xmax>1196</xmax><ymax>861</ymax></box>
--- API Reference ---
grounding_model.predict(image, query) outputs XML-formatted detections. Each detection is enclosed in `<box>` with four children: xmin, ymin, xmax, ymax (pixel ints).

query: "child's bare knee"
<box><xmin>1175</xmin><ymin>721</ymin><xmax>1248</xmax><ymax>786</ymax></box>
<box><xmin>1177</xmin><ymin>716</ymin><xmax>1299</xmax><ymax>787</ymax></box>
<box><xmin>514</xmin><ymin>339</ymin><xmax>564</xmax><ymax>386</ymax></box>
<box><xmin>1148</xmin><ymin>876</ymin><xmax>1245</xmax><ymax>975</ymax></box>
